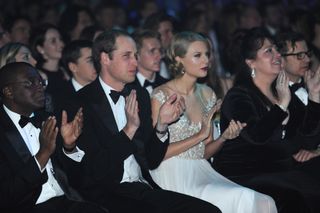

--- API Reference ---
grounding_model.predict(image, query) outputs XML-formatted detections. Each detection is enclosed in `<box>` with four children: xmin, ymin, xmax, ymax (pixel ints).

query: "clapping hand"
<box><xmin>157</xmin><ymin>94</ymin><xmax>186</xmax><ymax>128</ymax></box>
<box><xmin>37</xmin><ymin>116</ymin><xmax>59</xmax><ymax>169</ymax></box>
<box><xmin>276</xmin><ymin>70</ymin><xmax>291</xmax><ymax>110</ymax></box>
<box><xmin>220</xmin><ymin>120</ymin><xmax>246</xmax><ymax>141</ymax></box>
<box><xmin>200</xmin><ymin>100</ymin><xmax>221</xmax><ymax>143</ymax></box>
<box><xmin>61</xmin><ymin>108</ymin><xmax>83</xmax><ymax>150</ymax></box>
<box><xmin>123</xmin><ymin>90</ymin><xmax>140</xmax><ymax>139</ymax></box>
<box><xmin>305</xmin><ymin>65</ymin><xmax>320</xmax><ymax>103</ymax></box>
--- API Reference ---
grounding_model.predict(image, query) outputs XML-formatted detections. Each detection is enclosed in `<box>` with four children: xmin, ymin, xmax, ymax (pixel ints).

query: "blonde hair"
<box><xmin>0</xmin><ymin>42</ymin><xmax>27</xmax><ymax>68</ymax></box>
<box><xmin>167</xmin><ymin>31</ymin><xmax>209</xmax><ymax>77</ymax></box>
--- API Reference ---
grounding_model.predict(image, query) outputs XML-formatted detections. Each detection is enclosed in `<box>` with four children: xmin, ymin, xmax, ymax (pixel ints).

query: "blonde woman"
<box><xmin>150</xmin><ymin>31</ymin><xmax>277</xmax><ymax>213</ymax></box>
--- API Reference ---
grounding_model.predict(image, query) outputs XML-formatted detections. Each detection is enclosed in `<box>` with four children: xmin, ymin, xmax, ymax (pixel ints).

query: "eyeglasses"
<box><xmin>281</xmin><ymin>50</ymin><xmax>312</xmax><ymax>60</ymax></box>
<box><xmin>6</xmin><ymin>78</ymin><xmax>47</xmax><ymax>89</ymax></box>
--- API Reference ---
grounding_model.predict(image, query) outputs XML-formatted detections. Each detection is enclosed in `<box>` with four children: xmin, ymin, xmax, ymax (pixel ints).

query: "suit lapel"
<box><xmin>87</xmin><ymin>79</ymin><xmax>119</xmax><ymax>134</ymax></box>
<box><xmin>0</xmin><ymin>107</ymin><xmax>31</xmax><ymax>163</ymax></box>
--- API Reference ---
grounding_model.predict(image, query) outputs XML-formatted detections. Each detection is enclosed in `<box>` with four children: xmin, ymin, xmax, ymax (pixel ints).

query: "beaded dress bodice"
<box><xmin>152</xmin><ymin>84</ymin><xmax>216</xmax><ymax>159</ymax></box>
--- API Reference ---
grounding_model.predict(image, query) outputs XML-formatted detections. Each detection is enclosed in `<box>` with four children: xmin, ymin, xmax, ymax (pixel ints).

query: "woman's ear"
<box><xmin>245</xmin><ymin>59</ymin><xmax>254</xmax><ymax>70</ymax></box>
<box><xmin>36</xmin><ymin>45</ymin><xmax>44</xmax><ymax>55</ymax></box>
<box><xmin>175</xmin><ymin>56</ymin><xmax>182</xmax><ymax>64</ymax></box>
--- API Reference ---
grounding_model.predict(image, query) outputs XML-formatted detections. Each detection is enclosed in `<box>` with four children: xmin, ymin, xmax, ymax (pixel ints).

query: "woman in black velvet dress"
<box><xmin>213</xmin><ymin>27</ymin><xmax>320</xmax><ymax>213</ymax></box>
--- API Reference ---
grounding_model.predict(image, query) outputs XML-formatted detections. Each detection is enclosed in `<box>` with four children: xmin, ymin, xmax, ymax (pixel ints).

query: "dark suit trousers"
<box><xmin>32</xmin><ymin>196</ymin><xmax>108</xmax><ymax>213</ymax></box>
<box><xmin>107</xmin><ymin>182</ymin><xmax>221</xmax><ymax>213</ymax></box>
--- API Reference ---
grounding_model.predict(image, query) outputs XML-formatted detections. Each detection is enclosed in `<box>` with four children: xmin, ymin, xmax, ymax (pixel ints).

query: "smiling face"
<box><xmin>177</xmin><ymin>41</ymin><xmax>210</xmax><ymax>79</ymax></box>
<box><xmin>38</xmin><ymin>28</ymin><xmax>64</xmax><ymax>61</ymax></box>
<box><xmin>282</xmin><ymin>40</ymin><xmax>311</xmax><ymax>82</ymax></box>
<box><xmin>247</xmin><ymin>39</ymin><xmax>282</xmax><ymax>79</ymax></box>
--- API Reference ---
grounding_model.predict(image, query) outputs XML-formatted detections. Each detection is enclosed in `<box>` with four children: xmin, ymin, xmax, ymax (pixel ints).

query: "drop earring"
<box><xmin>251</xmin><ymin>68</ymin><xmax>256</xmax><ymax>78</ymax></box>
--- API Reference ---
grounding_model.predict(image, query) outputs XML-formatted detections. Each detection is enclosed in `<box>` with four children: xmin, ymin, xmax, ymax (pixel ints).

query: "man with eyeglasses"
<box><xmin>276</xmin><ymin>31</ymin><xmax>320</xmax><ymax>181</ymax></box>
<box><xmin>0</xmin><ymin>62</ymin><xmax>108</xmax><ymax>213</ymax></box>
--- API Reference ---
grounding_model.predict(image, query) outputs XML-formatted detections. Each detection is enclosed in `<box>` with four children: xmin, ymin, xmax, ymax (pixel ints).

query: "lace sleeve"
<box><xmin>151</xmin><ymin>89</ymin><xmax>167</xmax><ymax>105</ymax></box>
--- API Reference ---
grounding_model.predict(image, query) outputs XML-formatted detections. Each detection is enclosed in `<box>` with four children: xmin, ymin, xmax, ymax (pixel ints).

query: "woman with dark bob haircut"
<box><xmin>214</xmin><ymin>27</ymin><xmax>320</xmax><ymax>213</ymax></box>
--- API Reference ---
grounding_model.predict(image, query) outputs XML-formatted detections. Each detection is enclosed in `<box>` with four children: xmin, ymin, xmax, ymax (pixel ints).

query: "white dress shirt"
<box><xmin>99</xmin><ymin>77</ymin><xmax>146</xmax><ymax>184</ymax></box>
<box><xmin>289</xmin><ymin>80</ymin><xmax>308</xmax><ymax>106</ymax></box>
<box><xmin>3</xmin><ymin>105</ymin><xmax>85</xmax><ymax>204</ymax></box>
<box><xmin>136</xmin><ymin>72</ymin><xmax>156</xmax><ymax>95</ymax></box>
<box><xmin>3</xmin><ymin>105</ymin><xmax>64</xmax><ymax>204</ymax></box>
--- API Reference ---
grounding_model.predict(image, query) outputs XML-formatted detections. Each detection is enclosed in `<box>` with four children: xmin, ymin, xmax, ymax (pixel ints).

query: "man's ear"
<box><xmin>2</xmin><ymin>87</ymin><xmax>13</xmax><ymax>99</ymax></box>
<box><xmin>68</xmin><ymin>62</ymin><xmax>77</xmax><ymax>74</ymax></box>
<box><xmin>101</xmin><ymin>52</ymin><xmax>110</xmax><ymax>66</ymax></box>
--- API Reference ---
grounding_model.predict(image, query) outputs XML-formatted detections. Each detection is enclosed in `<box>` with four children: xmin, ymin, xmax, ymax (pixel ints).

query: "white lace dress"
<box><xmin>150</xmin><ymin>86</ymin><xmax>277</xmax><ymax>213</ymax></box>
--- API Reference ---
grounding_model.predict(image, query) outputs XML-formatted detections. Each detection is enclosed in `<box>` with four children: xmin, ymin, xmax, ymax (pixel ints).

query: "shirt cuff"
<box><xmin>63</xmin><ymin>146</ymin><xmax>85</xmax><ymax>162</ymax></box>
<box><xmin>34</xmin><ymin>156</ymin><xmax>46</xmax><ymax>173</ymax></box>
<box><xmin>159</xmin><ymin>132</ymin><xmax>168</xmax><ymax>142</ymax></box>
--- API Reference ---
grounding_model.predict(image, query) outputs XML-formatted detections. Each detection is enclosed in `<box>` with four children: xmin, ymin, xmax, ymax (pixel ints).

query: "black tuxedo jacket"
<box><xmin>214</xmin><ymin>85</ymin><xmax>320</xmax><ymax>177</ymax></box>
<box><xmin>0</xmin><ymin>106</ymin><xmax>82</xmax><ymax>213</ymax></box>
<box><xmin>62</xmin><ymin>78</ymin><xmax>169</xmax><ymax>206</ymax></box>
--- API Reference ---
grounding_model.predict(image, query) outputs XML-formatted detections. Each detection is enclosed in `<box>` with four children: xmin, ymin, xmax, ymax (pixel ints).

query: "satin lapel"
<box><xmin>89</xmin><ymin>80</ymin><xmax>119</xmax><ymax>134</ymax></box>
<box><xmin>0</xmin><ymin>107</ymin><xmax>31</xmax><ymax>163</ymax></box>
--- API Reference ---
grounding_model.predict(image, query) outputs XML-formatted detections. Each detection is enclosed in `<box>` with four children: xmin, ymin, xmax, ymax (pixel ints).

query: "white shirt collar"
<box><xmin>136</xmin><ymin>72</ymin><xmax>155</xmax><ymax>87</ymax></box>
<box><xmin>289</xmin><ymin>78</ymin><xmax>302</xmax><ymax>86</ymax></box>
<box><xmin>71</xmin><ymin>78</ymin><xmax>84</xmax><ymax>92</ymax></box>
<box><xmin>3</xmin><ymin>104</ymin><xmax>34</xmax><ymax>127</ymax></box>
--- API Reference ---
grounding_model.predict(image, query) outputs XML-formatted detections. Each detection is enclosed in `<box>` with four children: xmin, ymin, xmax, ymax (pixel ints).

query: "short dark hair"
<box><xmin>142</xmin><ymin>11</ymin><xmax>175</xmax><ymax>32</ymax></box>
<box><xmin>132</xmin><ymin>29</ymin><xmax>161</xmax><ymax>53</ymax></box>
<box><xmin>275</xmin><ymin>30</ymin><xmax>305</xmax><ymax>55</ymax></box>
<box><xmin>0</xmin><ymin>62</ymin><xmax>33</xmax><ymax>97</ymax></box>
<box><xmin>61</xmin><ymin>40</ymin><xmax>93</xmax><ymax>73</ymax></box>
<box><xmin>92</xmin><ymin>29</ymin><xmax>130</xmax><ymax>73</ymax></box>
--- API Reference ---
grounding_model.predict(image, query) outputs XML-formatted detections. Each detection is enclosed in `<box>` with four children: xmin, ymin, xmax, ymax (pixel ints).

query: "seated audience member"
<box><xmin>0</xmin><ymin>42</ymin><xmax>36</xmax><ymax>68</ymax></box>
<box><xmin>60</xmin><ymin>29</ymin><xmax>221</xmax><ymax>213</ymax></box>
<box><xmin>213</xmin><ymin>27</ymin><xmax>320</xmax><ymax>213</ymax></box>
<box><xmin>0</xmin><ymin>62</ymin><xmax>107</xmax><ymax>213</ymax></box>
<box><xmin>131</xmin><ymin>30</ymin><xmax>167</xmax><ymax>95</ymax></box>
<box><xmin>276</xmin><ymin>30</ymin><xmax>320</xmax><ymax>179</ymax></box>
<box><xmin>149</xmin><ymin>31</ymin><xmax>277</xmax><ymax>213</ymax></box>
<box><xmin>30</xmin><ymin>23</ymin><xmax>68</xmax><ymax>113</ymax></box>
<box><xmin>61</xmin><ymin>40</ymin><xmax>97</xmax><ymax>98</ymax></box>
<box><xmin>3</xmin><ymin>16</ymin><xmax>31</xmax><ymax>45</ymax></box>
<box><xmin>143</xmin><ymin>12</ymin><xmax>176</xmax><ymax>79</ymax></box>
<box><xmin>0</xmin><ymin>22</ymin><xmax>11</xmax><ymax>48</ymax></box>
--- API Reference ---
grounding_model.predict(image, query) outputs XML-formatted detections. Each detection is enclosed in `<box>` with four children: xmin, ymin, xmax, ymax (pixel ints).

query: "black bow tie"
<box><xmin>19</xmin><ymin>115</ymin><xmax>41</xmax><ymax>128</ymax></box>
<box><xmin>109</xmin><ymin>89</ymin><xmax>127</xmax><ymax>104</ymax></box>
<box><xmin>290</xmin><ymin>81</ymin><xmax>305</xmax><ymax>92</ymax></box>
<box><xmin>143</xmin><ymin>80</ymin><xmax>155</xmax><ymax>88</ymax></box>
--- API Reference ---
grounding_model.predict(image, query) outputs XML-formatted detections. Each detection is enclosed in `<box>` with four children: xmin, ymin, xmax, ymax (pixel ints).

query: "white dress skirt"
<box><xmin>150</xmin><ymin>88</ymin><xmax>277</xmax><ymax>213</ymax></box>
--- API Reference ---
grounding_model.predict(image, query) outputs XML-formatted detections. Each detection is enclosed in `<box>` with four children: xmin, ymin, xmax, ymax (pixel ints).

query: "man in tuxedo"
<box><xmin>276</xmin><ymin>31</ymin><xmax>320</xmax><ymax>180</ymax></box>
<box><xmin>61</xmin><ymin>39</ymin><xmax>97</xmax><ymax>98</ymax></box>
<box><xmin>62</xmin><ymin>29</ymin><xmax>221</xmax><ymax>213</ymax></box>
<box><xmin>131</xmin><ymin>30</ymin><xmax>168</xmax><ymax>95</ymax></box>
<box><xmin>0</xmin><ymin>62</ymin><xmax>107</xmax><ymax>213</ymax></box>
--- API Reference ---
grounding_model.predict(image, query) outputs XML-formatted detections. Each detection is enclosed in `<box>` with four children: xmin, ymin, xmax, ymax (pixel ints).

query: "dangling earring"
<box><xmin>181</xmin><ymin>68</ymin><xmax>185</xmax><ymax>75</ymax></box>
<box><xmin>251</xmin><ymin>68</ymin><xmax>256</xmax><ymax>78</ymax></box>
